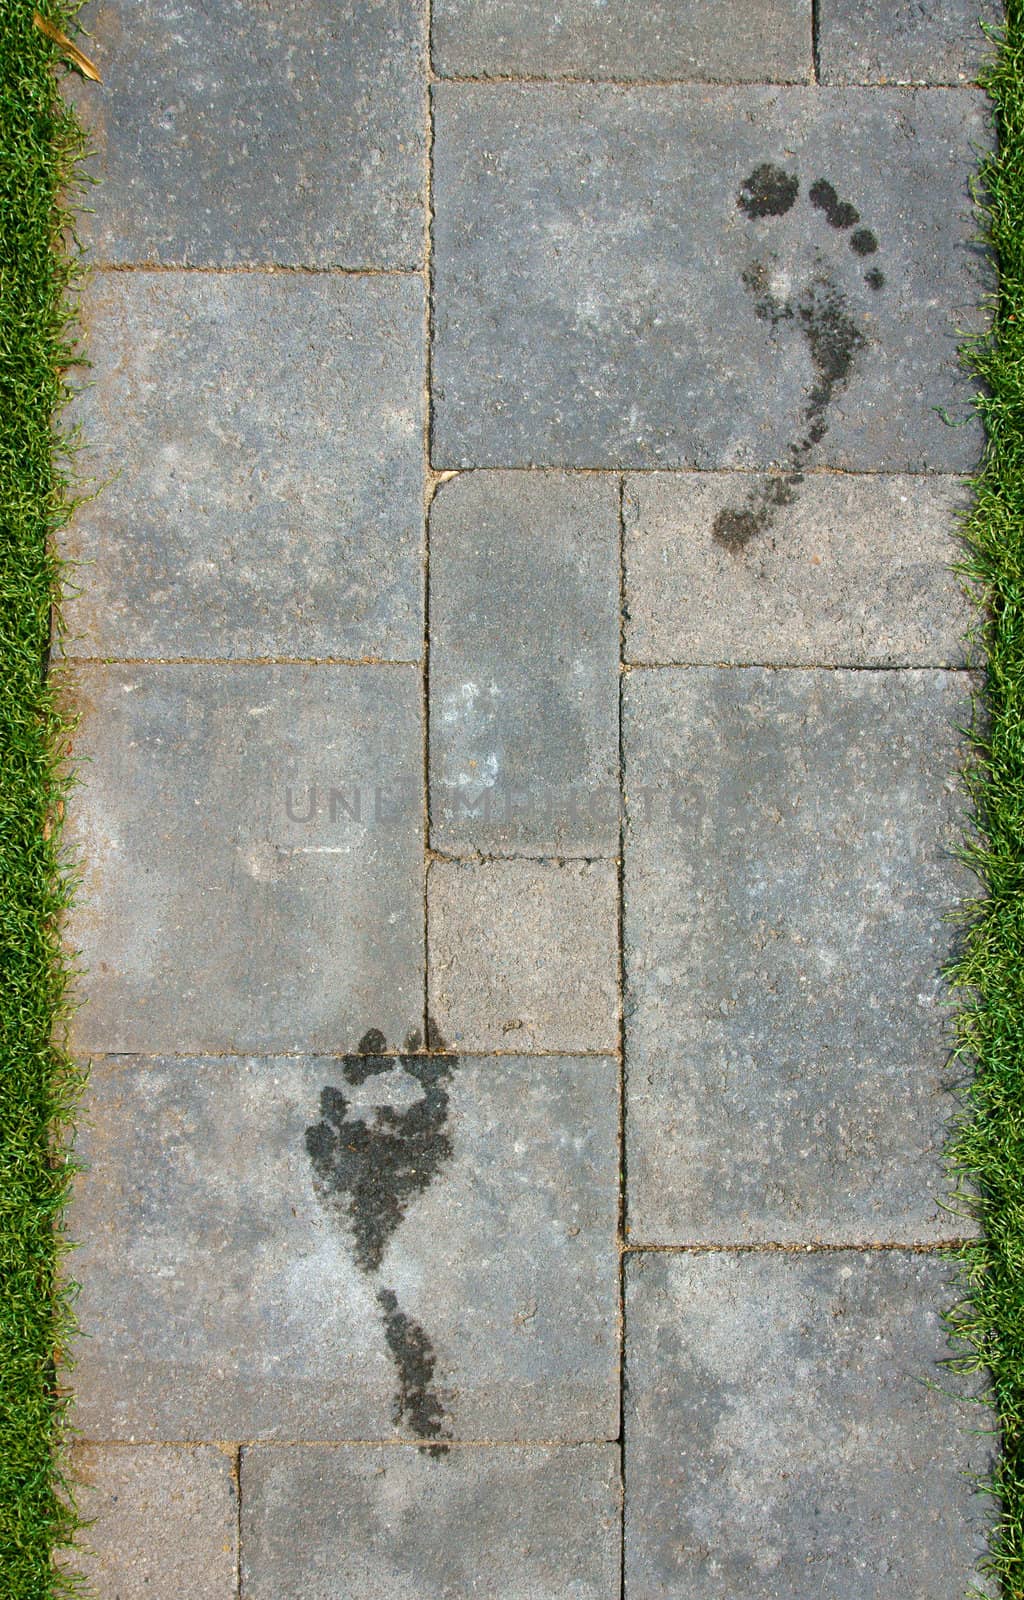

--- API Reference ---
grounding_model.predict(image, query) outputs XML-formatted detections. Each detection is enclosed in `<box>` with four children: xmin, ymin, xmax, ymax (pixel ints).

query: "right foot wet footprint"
<box><xmin>713</xmin><ymin>163</ymin><xmax>885</xmax><ymax>555</ymax></box>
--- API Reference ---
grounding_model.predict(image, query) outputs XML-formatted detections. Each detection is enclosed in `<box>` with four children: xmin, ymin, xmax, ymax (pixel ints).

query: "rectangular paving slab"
<box><xmin>242</xmin><ymin>1444</ymin><xmax>621</xmax><ymax>1600</ymax></box>
<box><xmin>818</xmin><ymin>0</ymin><xmax>1000</xmax><ymax>85</ymax></box>
<box><xmin>69</xmin><ymin>1445</ymin><xmax>238</xmax><ymax>1600</ymax></box>
<box><xmin>431</xmin><ymin>0</ymin><xmax>811</xmax><ymax>82</ymax></box>
<box><xmin>429</xmin><ymin>472</ymin><xmax>620</xmax><ymax>854</ymax></box>
<box><xmin>624</xmin><ymin>1250</ymin><xmax>993</xmax><ymax>1599</ymax></box>
<box><xmin>623</xmin><ymin>666</ymin><xmax>973</xmax><ymax>1244</ymax></box>
<box><xmin>67</xmin><ymin>0</ymin><xmax>426</xmax><ymax>267</ymax></box>
<box><xmin>428</xmin><ymin>859</ymin><xmax>619</xmax><ymax>1052</ymax></box>
<box><xmin>431</xmin><ymin>85</ymin><xmax>987</xmax><ymax>470</ymax></box>
<box><xmin>624</xmin><ymin>472</ymin><xmax>971</xmax><ymax>666</ymax></box>
<box><xmin>66</xmin><ymin>664</ymin><xmax>424</xmax><ymax>1055</ymax></box>
<box><xmin>64</xmin><ymin>272</ymin><xmax>425</xmax><ymax>661</ymax></box>
<box><xmin>70</xmin><ymin>1053</ymin><xmax>618</xmax><ymax>1442</ymax></box>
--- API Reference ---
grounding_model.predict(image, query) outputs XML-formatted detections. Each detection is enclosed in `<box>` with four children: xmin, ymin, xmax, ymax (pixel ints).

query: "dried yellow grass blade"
<box><xmin>33</xmin><ymin>12</ymin><xmax>101</xmax><ymax>81</ymax></box>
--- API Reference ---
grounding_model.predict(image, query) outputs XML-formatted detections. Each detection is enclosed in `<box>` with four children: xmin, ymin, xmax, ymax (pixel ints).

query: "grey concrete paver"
<box><xmin>65</xmin><ymin>273</ymin><xmax>425</xmax><ymax>661</ymax></box>
<box><xmin>624</xmin><ymin>472</ymin><xmax>971</xmax><ymax>666</ymax></box>
<box><xmin>623</xmin><ymin>666</ymin><xmax>971</xmax><ymax>1244</ymax></box>
<box><xmin>819</xmin><ymin>0</ymin><xmax>1000</xmax><ymax>85</ymax></box>
<box><xmin>624</xmin><ymin>1250</ymin><xmax>993</xmax><ymax>1599</ymax></box>
<box><xmin>70</xmin><ymin>1052</ymin><xmax>619</xmax><ymax>1442</ymax></box>
<box><xmin>67</xmin><ymin>0</ymin><xmax>426</xmax><ymax>267</ymax></box>
<box><xmin>432</xmin><ymin>0</ymin><xmax>811</xmax><ymax>83</ymax></box>
<box><xmin>242</xmin><ymin>1445</ymin><xmax>621</xmax><ymax>1600</ymax></box>
<box><xmin>66</xmin><ymin>664</ymin><xmax>424</xmax><ymax>1055</ymax></box>
<box><xmin>69</xmin><ymin>1444</ymin><xmax>238</xmax><ymax>1599</ymax></box>
<box><xmin>428</xmin><ymin>859</ymin><xmax>619</xmax><ymax>1052</ymax></box>
<box><xmin>429</xmin><ymin>472</ymin><xmax>620</xmax><ymax>855</ymax></box>
<box><xmin>431</xmin><ymin>86</ymin><xmax>987</xmax><ymax>470</ymax></box>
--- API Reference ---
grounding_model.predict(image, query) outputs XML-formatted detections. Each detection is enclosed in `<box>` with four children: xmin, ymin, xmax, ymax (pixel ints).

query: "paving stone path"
<box><xmin>62</xmin><ymin>2</ymin><xmax>998</xmax><ymax>1594</ymax></box>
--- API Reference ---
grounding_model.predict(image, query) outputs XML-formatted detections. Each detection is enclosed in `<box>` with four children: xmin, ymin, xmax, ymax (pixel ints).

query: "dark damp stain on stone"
<box><xmin>712</xmin><ymin>473</ymin><xmax>802</xmax><ymax>554</ymax></box>
<box><xmin>865</xmin><ymin>267</ymin><xmax>885</xmax><ymax>291</ymax></box>
<box><xmin>737</xmin><ymin>163</ymin><xmax>799</xmax><ymax>219</ymax></box>
<box><xmin>850</xmin><ymin>227</ymin><xmax>878</xmax><ymax>256</ymax></box>
<box><xmin>305</xmin><ymin>1030</ymin><xmax>458</xmax><ymax>1274</ymax></box>
<box><xmin>377</xmin><ymin>1288</ymin><xmax>450</xmax><ymax>1457</ymax></box>
<box><xmin>808</xmin><ymin>178</ymin><xmax>859</xmax><ymax>230</ymax></box>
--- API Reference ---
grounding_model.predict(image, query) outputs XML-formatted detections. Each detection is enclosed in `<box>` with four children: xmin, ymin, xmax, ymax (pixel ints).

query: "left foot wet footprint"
<box><xmin>715</xmin><ymin>164</ymin><xmax>885</xmax><ymax>554</ymax></box>
<box><xmin>305</xmin><ymin>1024</ymin><xmax>458</xmax><ymax>1455</ymax></box>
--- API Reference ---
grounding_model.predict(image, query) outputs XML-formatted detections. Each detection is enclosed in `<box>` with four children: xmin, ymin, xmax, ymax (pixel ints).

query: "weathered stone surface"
<box><xmin>428</xmin><ymin>859</ymin><xmax>619</xmax><ymax>1052</ymax></box>
<box><xmin>432</xmin><ymin>0</ymin><xmax>811</xmax><ymax>83</ymax></box>
<box><xmin>624</xmin><ymin>1251</ymin><xmax>993</xmax><ymax>1599</ymax></box>
<box><xmin>624</xmin><ymin>472</ymin><xmax>971</xmax><ymax>666</ymax></box>
<box><xmin>819</xmin><ymin>0</ymin><xmax>1000</xmax><ymax>85</ymax></box>
<box><xmin>70</xmin><ymin>1053</ymin><xmax>619</xmax><ymax>1441</ymax></box>
<box><xmin>429</xmin><ymin>472</ymin><xmax>620</xmax><ymax>854</ymax></box>
<box><xmin>431</xmin><ymin>86</ymin><xmax>987</xmax><ymax>470</ymax></box>
<box><xmin>70</xmin><ymin>1445</ymin><xmax>237</xmax><ymax>1599</ymax></box>
<box><xmin>67</xmin><ymin>0</ymin><xmax>426</xmax><ymax>267</ymax></box>
<box><xmin>623</xmin><ymin>667</ymin><xmax>972</xmax><ymax>1243</ymax></box>
<box><xmin>64</xmin><ymin>273</ymin><xmax>425</xmax><ymax>660</ymax></box>
<box><xmin>242</xmin><ymin>1444</ymin><xmax>621</xmax><ymax>1600</ymax></box>
<box><xmin>66</xmin><ymin>664</ymin><xmax>424</xmax><ymax>1055</ymax></box>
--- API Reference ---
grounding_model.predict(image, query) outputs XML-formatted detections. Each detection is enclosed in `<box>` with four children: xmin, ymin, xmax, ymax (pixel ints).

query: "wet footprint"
<box><xmin>305</xmin><ymin>1024</ymin><xmax>458</xmax><ymax>1455</ymax></box>
<box><xmin>714</xmin><ymin>164</ymin><xmax>885</xmax><ymax>554</ymax></box>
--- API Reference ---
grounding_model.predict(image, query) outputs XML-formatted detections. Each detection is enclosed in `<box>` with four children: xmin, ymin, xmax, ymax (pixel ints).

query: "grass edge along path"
<box><xmin>949</xmin><ymin>4</ymin><xmax>1024</xmax><ymax>1597</ymax></box>
<box><xmin>1</xmin><ymin>4</ymin><xmax>88</xmax><ymax>1596</ymax></box>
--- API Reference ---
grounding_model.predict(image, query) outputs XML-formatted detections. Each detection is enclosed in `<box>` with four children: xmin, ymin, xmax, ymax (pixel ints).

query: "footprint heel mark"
<box><xmin>713</xmin><ymin>167</ymin><xmax>885</xmax><ymax>555</ymax></box>
<box><xmin>304</xmin><ymin>1022</ymin><xmax>458</xmax><ymax>1453</ymax></box>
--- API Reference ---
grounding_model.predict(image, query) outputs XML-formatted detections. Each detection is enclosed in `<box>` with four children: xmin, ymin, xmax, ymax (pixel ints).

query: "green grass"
<box><xmin>1</xmin><ymin>3</ymin><xmax>88</xmax><ymax>1595</ymax></box>
<box><xmin>948</xmin><ymin>4</ymin><xmax>1024</xmax><ymax>1596</ymax></box>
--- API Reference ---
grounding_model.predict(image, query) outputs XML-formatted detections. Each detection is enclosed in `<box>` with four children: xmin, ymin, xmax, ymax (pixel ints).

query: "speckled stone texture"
<box><xmin>429</xmin><ymin>472</ymin><xmax>620</xmax><ymax>855</ymax></box>
<box><xmin>624</xmin><ymin>472</ymin><xmax>971</xmax><ymax>666</ymax></box>
<box><xmin>69</xmin><ymin>1445</ymin><xmax>238</xmax><ymax>1599</ymax></box>
<box><xmin>69</xmin><ymin>1054</ymin><xmax>619</xmax><ymax>1441</ymax></box>
<box><xmin>624</xmin><ymin>1251</ymin><xmax>993</xmax><ymax>1599</ymax></box>
<box><xmin>431</xmin><ymin>86</ymin><xmax>987</xmax><ymax>470</ymax></box>
<box><xmin>66</xmin><ymin>664</ymin><xmax>424</xmax><ymax>1055</ymax></box>
<box><xmin>64</xmin><ymin>273</ymin><xmax>425</xmax><ymax>660</ymax></box>
<box><xmin>819</xmin><ymin>0</ymin><xmax>1000</xmax><ymax>86</ymax></box>
<box><xmin>428</xmin><ymin>858</ymin><xmax>619</xmax><ymax>1052</ymax></box>
<box><xmin>432</xmin><ymin>0</ymin><xmax>811</xmax><ymax>82</ymax></box>
<box><xmin>622</xmin><ymin>666</ymin><xmax>973</xmax><ymax>1244</ymax></box>
<box><xmin>241</xmin><ymin>1445</ymin><xmax>621</xmax><ymax>1600</ymax></box>
<box><xmin>66</xmin><ymin>0</ymin><xmax>426</xmax><ymax>267</ymax></box>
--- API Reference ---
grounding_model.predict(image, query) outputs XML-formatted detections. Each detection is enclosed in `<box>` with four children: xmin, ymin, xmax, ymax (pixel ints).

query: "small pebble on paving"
<box><xmin>69</xmin><ymin>1053</ymin><xmax>619</xmax><ymax>1442</ymax></box>
<box><xmin>623</xmin><ymin>666</ymin><xmax>973</xmax><ymax>1244</ymax></box>
<box><xmin>431</xmin><ymin>86</ymin><xmax>987</xmax><ymax>470</ymax></box>
<box><xmin>427</xmin><ymin>858</ymin><xmax>620</xmax><ymax>1053</ymax></box>
<box><xmin>625</xmin><ymin>1251</ymin><xmax>993</xmax><ymax>1599</ymax></box>
<box><xmin>241</xmin><ymin>1445</ymin><xmax>620</xmax><ymax>1600</ymax></box>
<box><xmin>429</xmin><ymin>471</ymin><xmax>620</xmax><ymax>856</ymax></box>
<box><xmin>66</xmin><ymin>665</ymin><xmax>424</xmax><ymax>1055</ymax></box>
<box><xmin>66</xmin><ymin>0</ymin><xmax>427</xmax><ymax>267</ymax></box>
<box><xmin>65</xmin><ymin>273</ymin><xmax>425</xmax><ymax>661</ymax></box>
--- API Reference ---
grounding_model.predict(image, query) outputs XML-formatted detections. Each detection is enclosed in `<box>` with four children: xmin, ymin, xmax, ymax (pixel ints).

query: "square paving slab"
<box><xmin>429</xmin><ymin>472</ymin><xmax>620</xmax><ymax>854</ymax></box>
<box><xmin>623</xmin><ymin>666</ymin><xmax>972</xmax><ymax>1244</ymax></box>
<box><xmin>66</xmin><ymin>664</ymin><xmax>424</xmax><ymax>1055</ymax></box>
<box><xmin>624</xmin><ymin>1251</ymin><xmax>993</xmax><ymax>1599</ymax></box>
<box><xmin>428</xmin><ymin>859</ymin><xmax>619</xmax><ymax>1052</ymax></box>
<box><xmin>242</xmin><ymin>1445</ymin><xmax>621</xmax><ymax>1600</ymax></box>
<box><xmin>68</xmin><ymin>0</ymin><xmax>426</xmax><ymax>267</ymax></box>
<box><xmin>624</xmin><ymin>472</ymin><xmax>970</xmax><ymax>666</ymax></box>
<box><xmin>431</xmin><ymin>0</ymin><xmax>811</xmax><ymax>82</ymax></box>
<box><xmin>64</xmin><ymin>273</ymin><xmax>425</xmax><ymax>661</ymax></box>
<box><xmin>70</xmin><ymin>1053</ymin><xmax>618</xmax><ymax>1442</ymax></box>
<box><xmin>818</xmin><ymin>0</ymin><xmax>1000</xmax><ymax>86</ymax></box>
<box><xmin>431</xmin><ymin>86</ymin><xmax>987</xmax><ymax>470</ymax></box>
<box><xmin>69</xmin><ymin>1445</ymin><xmax>238</xmax><ymax>1600</ymax></box>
